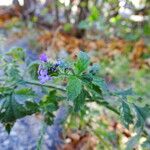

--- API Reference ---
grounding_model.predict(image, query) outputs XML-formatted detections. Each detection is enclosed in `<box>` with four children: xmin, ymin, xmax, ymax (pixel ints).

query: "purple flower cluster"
<box><xmin>38</xmin><ymin>66</ymin><xmax>51</xmax><ymax>84</ymax></box>
<box><xmin>48</xmin><ymin>59</ymin><xmax>63</xmax><ymax>73</ymax></box>
<box><xmin>38</xmin><ymin>53</ymin><xmax>63</xmax><ymax>84</ymax></box>
<box><xmin>38</xmin><ymin>53</ymin><xmax>50</xmax><ymax>84</ymax></box>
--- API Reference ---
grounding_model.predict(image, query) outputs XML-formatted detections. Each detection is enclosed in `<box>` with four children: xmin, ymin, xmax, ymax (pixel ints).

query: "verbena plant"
<box><xmin>0</xmin><ymin>48</ymin><xmax>150</xmax><ymax>149</ymax></box>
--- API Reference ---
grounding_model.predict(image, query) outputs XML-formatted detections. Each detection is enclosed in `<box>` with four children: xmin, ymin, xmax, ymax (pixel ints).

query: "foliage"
<box><xmin>0</xmin><ymin>48</ymin><xmax>150</xmax><ymax>149</ymax></box>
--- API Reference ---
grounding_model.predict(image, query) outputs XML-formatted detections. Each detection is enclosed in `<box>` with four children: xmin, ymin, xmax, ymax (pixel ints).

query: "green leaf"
<box><xmin>81</xmin><ymin>74</ymin><xmax>103</xmax><ymax>96</ymax></box>
<box><xmin>7</xmin><ymin>47</ymin><xmax>25</xmax><ymax>62</ymax></box>
<box><xmin>28</xmin><ymin>61</ymin><xmax>39</xmax><ymax>80</ymax></box>
<box><xmin>81</xmin><ymin>74</ymin><xmax>93</xmax><ymax>83</ymax></box>
<box><xmin>92</xmin><ymin>76</ymin><xmax>108</xmax><ymax>94</ymax></box>
<box><xmin>63</xmin><ymin>23</ymin><xmax>73</xmax><ymax>32</ymax></box>
<box><xmin>15</xmin><ymin>88</ymin><xmax>36</xmax><ymax>97</ymax></box>
<box><xmin>120</xmin><ymin>101</ymin><xmax>133</xmax><ymax>128</ymax></box>
<box><xmin>75</xmin><ymin>51</ymin><xmax>90</xmax><ymax>74</ymax></box>
<box><xmin>0</xmin><ymin>86</ymin><xmax>13</xmax><ymax>99</ymax></box>
<box><xmin>67</xmin><ymin>76</ymin><xmax>82</xmax><ymax>101</ymax></box>
<box><xmin>88</xmin><ymin>6</ymin><xmax>99</xmax><ymax>22</ymax></box>
<box><xmin>0</xmin><ymin>95</ymin><xmax>33</xmax><ymax>123</ymax></box>
<box><xmin>134</xmin><ymin>105</ymin><xmax>150</xmax><ymax>129</ymax></box>
<box><xmin>81</xmin><ymin>73</ymin><xmax>108</xmax><ymax>95</ymax></box>
<box><xmin>115</xmin><ymin>88</ymin><xmax>134</xmax><ymax>97</ymax></box>
<box><xmin>40</xmin><ymin>90</ymin><xmax>59</xmax><ymax>125</ymax></box>
<box><xmin>40</xmin><ymin>90</ymin><xmax>59</xmax><ymax>111</ymax></box>
<box><xmin>74</xmin><ymin>90</ymin><xmax>86</xmax><ymax>112</ymax></box>
<box><xmin>15</xmin><ymin>88</ymin><xmax>36</xmax><ymax>103</ymax></box>
<box><xmin>44</xmin><ymin>111</ymin><xmax>54</xmax><ymax>125</ymax></box>
<box><xmin>25</xmin><ymin>101</ymin><xmax>39</xmax><ymax>113</ymax></box>
<box><xmin>4</xmin><ymin>63</ymin><xmax>21</xmax><ymax>81</ymax></box>
<box><xmin>144</xmin><ymin>23</ymin><xmax>150</xmax><ymax>36</ymax></box>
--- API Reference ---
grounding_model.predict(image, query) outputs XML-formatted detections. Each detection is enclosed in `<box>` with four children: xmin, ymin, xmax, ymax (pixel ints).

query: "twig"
<box><xmin>24</xmin><ymin>80</ymin><xmax>66</xmax><ymax>92</ymax></box>
<box><xmin>50</xmin><ymin>25</ymin><xmax>62</xmax><ymax>49</ymax></box>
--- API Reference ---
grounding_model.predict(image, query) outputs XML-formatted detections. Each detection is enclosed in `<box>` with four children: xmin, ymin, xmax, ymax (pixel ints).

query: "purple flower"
<box><xmin>39</xmin><ymin>53</ymin><xmax>48</xmax><ymax>62</ymax></box>
<box><xmin>38</xmin><ymin>66</ymin><xmax>51</xmax><ymax>84</ymax></box>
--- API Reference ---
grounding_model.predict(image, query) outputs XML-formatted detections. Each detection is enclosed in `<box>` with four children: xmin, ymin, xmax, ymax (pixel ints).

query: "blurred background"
<box><xmin>0</xmin><ymin>0</ymin><xmax>150</xmax><ymax>149</ymax></box>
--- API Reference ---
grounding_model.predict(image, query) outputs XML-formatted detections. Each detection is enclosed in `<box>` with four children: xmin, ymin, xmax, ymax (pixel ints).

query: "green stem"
<box><xmin>24</xmin><ymin>80</ymin><xmax>66</xmax><ymax>92</ymax></box>
<box><xmin>105</xmin><ymin>105</ymin><xmax>120</xmax><ymax>115</ymax></box>
<box><xmin>25</xmin><ymin>80</ymin><xmax>119</xmax><ymax>115</ymax></box>
<box><xmin>89</xmin><ymin>99</ymin><xmax>120</xmax><ymax>115</ymax></box>
<box><xmin>36</xmin><ymin>121</ymin><xmax>47</xmax><ymax>150</ymax></box>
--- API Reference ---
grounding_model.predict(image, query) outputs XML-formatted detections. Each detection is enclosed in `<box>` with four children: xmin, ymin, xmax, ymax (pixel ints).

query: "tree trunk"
<box><xmin>22</xmin><ymin>0</ymin><xmax>37</xmax><ymax>20</ymax></box>
<box><xmin>76</xmin><ymin>0</ymin><xmax>89</xmax><ymax>24</ymax></box>
<box><xmin>54</xmin><ymin>0</ymin><xmax>59</xmax><ymax>25</ymax></box>
<box><xmin>65</xmin><ymin>9</ymin><xmax>70</xmax><ymax>23</ymax></box>
<box><xmin>75</xmin><ymin>0</ymin><xmax>89</xmax><ymax>38</ymax></box>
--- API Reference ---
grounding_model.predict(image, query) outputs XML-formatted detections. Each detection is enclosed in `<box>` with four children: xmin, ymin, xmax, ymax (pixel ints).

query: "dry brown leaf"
<box><xmin>96</xmin><ymin>39</ymin><xmax>105</xmax><ymax>49</ymax></box>
<box><xmin>131</xmin><ymin>38</ymin><xmax>145</xmax><ymax>61</ymax></box>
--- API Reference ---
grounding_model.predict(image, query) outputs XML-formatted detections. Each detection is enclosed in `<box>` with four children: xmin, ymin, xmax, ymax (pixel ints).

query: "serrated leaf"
<box><xmin>7</xmin><ymin>47</ymin><xmax>25</xmax><ymax>62</ymax></box>
<box><xmin>14</xmin><ymin>88</ymin><xmax>36</xmax><ymax>104</ymax></box>
<box><xmin>81</xmin><ymin>74</ymin><xmax>93</xmax><ymax>82</ymax></box>
<box><xmin>92</xmin><ymin>76</ymin><xmax>108</xmax><ymax>94</ymax></box>
<box><xmin>28</xmin><ymin>61</ymin><xmax>39</xmax><ymax>80</ymax></box>
<box><xmin>25</xmin><ymin>101</ymin><xmax>39</xmax><ymax>112</ymax></box>
<box><xmin>40</xmin><ymin>90</ymin><xmax>59</xmax><ymax>111</ymax></box>
<box><xmin>120</xmin><ymin>101</ymin><xmax>133</xmax><ymax>128</ymax></box>
<box><xmin>40</xmin><ymin>91</ymin><xmax>59</xmax><ymax>125</ymax></box>
<box><xmin>4</xmin><ymin>63</ymin><xmax>21</xmax><ymax>81</ymax></box>
<box><xmin>0</xmin><ymin>89</ymin><xmax>45</xmax><ymax>128</ymax></box>
<box><xmin>15</xmin><ymin>88</ymin><xmax>36</xmax><ymax>97</ymax></box>
<box><xmin>0</xmin><ymin>86</ymin><xmax>13</xmax><ymax>99</ymax></box>
<box><xmin>81</xmin><ymin>74</ymin><xmax>103</xmax><ymax>97</ymax></box>
<box><xmin>67</xmin><ymin>76</ymin><xmax>82</xmax><ymax>101</ymax></box>
<box><xmin>134</xmin><ymin>105</ymin><xmax>150</xmax><ymax>129</ymax></box>
<box><xmin>115</xmin><ymin>88</ymin><xmax>134</xmax><ymax>97</ymax></box>
<box><xmin>74</xmin><ymin>90</ymin><xmax>86</xmax><ymax>112</ymax></box>
<box><xmin>0</xmin><ymin>95</ymin><xmax>27</xmax><ymax>123</ymax></box>
<box><xmin>75</xmin><ymin>51</ymin><xmax>90</xmax><ymax>74</ymax></box>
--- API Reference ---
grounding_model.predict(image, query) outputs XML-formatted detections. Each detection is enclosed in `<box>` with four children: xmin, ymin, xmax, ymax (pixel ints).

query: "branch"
<box><xmin>24</xmin><ymin>80</ymin><xmax>66</xmax><ymax>92</ymax></box>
